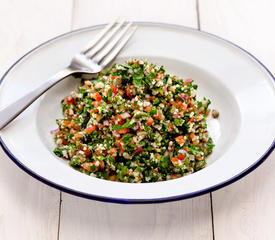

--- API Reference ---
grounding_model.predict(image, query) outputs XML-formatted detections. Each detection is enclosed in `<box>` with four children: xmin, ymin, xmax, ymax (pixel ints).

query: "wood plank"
<box><xmin>59</xmin><ymin>1</ymin><xmax>213</xmax><ymax>240</ymax></box>
<box><xmin>0</xmin><ymin>1</ymin><xmax>72</xmax><ymax>239</ymax></box>
<box><xmin>0</xmin><ymin>0</ymin><xmax>72</xmax><ymax>76</ymax></box>
<box><xmin>199</xmin><ymin>0</ymin><xmax>275</xmax><ymax>239</ymax></box>
<box><xmin>199</xmin><ymin>0</ymin><xmax>275</xmax><ymax>74</ymax></box>
<box><xmin>59</xmin><ymin>196</ymin><xmax>212</xmax><ymax>240</ymax></box>
<box><xmin>71</xmin><ymin>0</ymin><xmax>198</xmax><ymax>29</ymax></box>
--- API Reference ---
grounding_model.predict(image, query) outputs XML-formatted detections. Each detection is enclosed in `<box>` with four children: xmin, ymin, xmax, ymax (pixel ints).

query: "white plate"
<box><xmin>0</xmin><ymin>22</ymin><xmax>274</xmax><ymax>203</ymax></box>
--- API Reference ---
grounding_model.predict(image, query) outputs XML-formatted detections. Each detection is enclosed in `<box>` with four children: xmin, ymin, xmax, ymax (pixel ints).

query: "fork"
<box><xmin>0</xmin><ymin>19</ymin><xmax>137</xmax><ymax>130</ymax></box>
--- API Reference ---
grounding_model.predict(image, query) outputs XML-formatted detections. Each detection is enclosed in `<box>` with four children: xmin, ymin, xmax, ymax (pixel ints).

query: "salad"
<box><xmin>53</xmin><ymin>60</ymin><xmax>218</xmax><ymax>183</ymax></box>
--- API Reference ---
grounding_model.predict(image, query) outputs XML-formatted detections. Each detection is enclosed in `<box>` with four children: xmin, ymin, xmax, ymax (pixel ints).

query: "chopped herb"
<box><xmin>108</xmin><ymin>88</ymin><xmax>112</xmax><ymax>101</ymax></box>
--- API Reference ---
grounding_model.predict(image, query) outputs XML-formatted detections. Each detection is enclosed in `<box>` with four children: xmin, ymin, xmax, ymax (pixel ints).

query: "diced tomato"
<box><xmin>149</xmin><ymin>66</ymin><xmax>153</xmax><ymax>72</ymax></box>
<box><xmin>74</xmin><ymin>133</ymin><xmax>84</xmax><ymax>140</ymax></box>
<box><xmin>96</xmin><ymin>114</ymin><xmax>103</xmax><ymax>123</ymax></box>
<box><xmin>65</xmin><ymin>96</ymin><xmax>75</xmax><ymax>105</ymax></box>
<box><xmin>63</xmin><ymin>120</ymin><xmax>71</xmax><ymax>127</ymax></box>
<box><xmin>93</xmin><ymin>92</ymin><xmax>102</xmax><ymax>101</ymax></box>
<box><xmin>109</xmin><ymin>148</ymin><xmax>117</xmax><ymax>156</ymax></box>
<box><xmin>81</xmin><ymin>162</ymin><xmax>98</xmax><ymax>172</ymax></box>
<box><xmin>126</xmin><ymin>85</ymin><xmax>132</xmax><ymax>99</ymax></box>
<box><xmin>84</xmin><ymin>80</ymin><xmax>92</xmax><ymax>86</ymax></box>
<box><xmin>93</xmin><ymin>100</ymin><xmax>100</xmax><ymax>107</ymax></box>
<box><xmin>171</xmin><ymin>174</ymin><xmax>181</xmax><ymax>179</ymax></box>
<box><xmin>196</xmin><ymin>115</ymin><xmax>203</xmax><ymax>121</ymax></box>
<box><xmin>115</xmin><ymin>140</ymin><xmax>125</xmax><ymax>153</ymax></box>
<box><xmin>188</xmin><ymin>132</ymin><xmax>195</xmax><ymax>141</ymax></box>
<box><xmin>118</xmin><ymin>89</ymin><xmax>125</xmax><ymax>96</ymax></box>
<box><xmin>188</xmin><ymin>117</ymin><xmax>194</xmax><ymax>124</ymax></box>
<box><xmin>184</xmin><ymin>78</ymin><xmax>192</xmax><ymax>84</ymax></box>
<box><xmin>102</xmin><ymin>150</ymin><xmax>107</xmax><ymax>155</ymax></box>
<box><xmin>78</xmin><ymin>145</ymin><xmax>90</xmax><ymax>156</ymax></box>
<box><xmin>196</xmin><ymin>156</ymin><xmax>202</xmax><ymax>161</ymax></box>
<box><xmin>182</xmin><ymin>103</ymin><xmax>187</xmax><ymax>111</ymax></box>
<box><xmin>110</xmin><ymin>84</ymin><xmax>118</xmax><ymax>95</ymax></box>
<box><xmin>83</xmin><ymin>148</ymin><xmax>90</xmax><ymax>156</ymax></box>
<box><xmin>171</xmin><ymin>157</ymin><xmax>181</xmax><ymax>167</ymax></box>
<box><xmin>118</xmin><ymin>121</ymin><xmax>125</xmax><ymax>127</ymax></box>
<box><xmin>60</xmin><ymin>137</ymin><xmax>67</xmax><ymax>145</ymax></box>
<box><xmin>71</xmin><ymin>123</ymin><xmax>81</xmax><ymax>130</ymax></box>
<box><xmin>149</xmin><ymin>96</ymin><xmax>155</xmax><ymax>101</ymax></box>
<box><xmin>85</xmin><ymin>125</ymin><xmax>97</xmax><ymax>134</ymax></box>
<box><xmin>147</xmin><ymin>117</ymin><xmax>154</xmax><ymax>125</ymax></box>
<box><xmin>126</xmin><ymin>92</ymin><xmax>132</xmax><ymax>99</ymax></box>
<box><xmin>133</xmin><ymin>147</ymin><xmax>143</xmax><ymax>154</ymax></box>
<box><xmin>110</xmin><ymin>75</ymin><xmax>116</xmax><ymax>80</ymax></box>
<box><xmin>171</xmin><ymin>157</ymin><xmax>179</xmax><ymax>163</ymax></box>
<box><xmin>136</xmin><ymin>60</ymin><xmax>139</xmax><ymax>65</ymax></box>
<box><xmin>154</xmin><ymin>112</ymin><xmax>161</xmax><ymax>120</ymax></box>
<box><xmin>117</xmin><ymin>128</ymin><xmax>129</xmax><ymax>134</ymax></box>
<box><xmin>145</xmin><ymin>106</ymin><xmax>152</xmax><ymax>112</ymax></box>
<box><xmin>95</xmin><ymin>150</ymin><xmax>100</xmax><ymax>156</ymax></box>
<box><xmin>56</xmin><ymin>130</ymin><xmax>61</xmax><ymax>136</ymax></box>
<box><xmin>178</xmin><ymin>153</ymin><xmax>185</xmax><ymax>160</ymax></box>
<box><xmin>90</xmin><ymin>103</ymin><xmax>99</xmax><ymax>113</ymax></box>
<box><xmin>175</xmin><ymin>135</ymin><xmax>185</xmax><ymax>144</ymax></box>
<box><xmin>119</xmin><ymin>144</ymin><xmax>124</xmax><ymax>153</ymax></box>
<box><xmin>113</xmin><ymin>114</ymin><xmax>123</xmax><ymax>124</ymax></box>
<box><xmin>177</xmin><ymin>101</ymin><xmax>187</xmax><ymax>111</ymax></box>
<box><xmin>109</xmin><ymin>175</ymin><xmax>117</xmax><ymax>181</ymax></box>
<box><xmin>71</xmin><ymin>150</ymin><xmax>77</xmax><ymax>155</ymax></box>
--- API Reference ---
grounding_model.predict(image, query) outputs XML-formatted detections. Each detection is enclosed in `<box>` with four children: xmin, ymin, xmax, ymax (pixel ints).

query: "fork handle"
<box><xmin>0</xmin><ymin>68</ymin><xmax>74</xmax><ymax>130</ymax></box>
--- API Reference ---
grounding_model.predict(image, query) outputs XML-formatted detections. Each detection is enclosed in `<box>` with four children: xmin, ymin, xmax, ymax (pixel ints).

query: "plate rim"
<box><xmin>0</xmin><ymin>21</ymin><xmax>274</xmax><ymax>204</ymax></box>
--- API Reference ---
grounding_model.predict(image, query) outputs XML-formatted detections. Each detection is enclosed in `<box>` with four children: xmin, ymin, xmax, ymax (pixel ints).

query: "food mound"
<box><xmin>53</xmin><ymin>60</ymin><xmax>216</xmax><ymax>183</ymax></box>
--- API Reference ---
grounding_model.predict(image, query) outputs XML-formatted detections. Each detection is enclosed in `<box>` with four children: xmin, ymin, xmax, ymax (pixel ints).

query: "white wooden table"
<box><xmin>0</xmin><ymin>1</ymin><xmax>274</xmax><ymax>239</ymax></box>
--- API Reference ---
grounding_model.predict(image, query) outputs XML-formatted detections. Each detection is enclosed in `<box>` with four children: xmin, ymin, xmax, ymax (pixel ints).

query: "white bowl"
<box><xmin>0</xmin><ymin>22</ymin><xmax>274</xmax><ymax>203</ymax></box>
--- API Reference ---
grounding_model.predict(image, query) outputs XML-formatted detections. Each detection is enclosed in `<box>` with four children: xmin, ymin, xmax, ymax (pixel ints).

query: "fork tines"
<box><xmin>82</xmin><ymin>19</ymin><xmax>137</xmax><ymax>68</ymax></box>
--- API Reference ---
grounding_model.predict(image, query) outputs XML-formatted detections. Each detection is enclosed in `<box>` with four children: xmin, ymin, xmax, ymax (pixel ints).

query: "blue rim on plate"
<box><xmin>0</xmin><ymin>22</ymin><xmax>274</xmax><ymax>204</ymax></box>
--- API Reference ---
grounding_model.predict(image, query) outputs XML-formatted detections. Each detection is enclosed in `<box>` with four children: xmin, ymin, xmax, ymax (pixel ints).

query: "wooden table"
<box><xmin>0</xmin><ymin>1</ymin><xmax>274</xmax><ymax>239</ymax></box>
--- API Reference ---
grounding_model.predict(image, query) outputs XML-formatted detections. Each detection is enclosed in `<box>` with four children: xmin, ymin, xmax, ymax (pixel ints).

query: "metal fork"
<box><xmin>0</xmin><ymin>19</ymin><xmax>137</xmax><ymax>130</ymax></box>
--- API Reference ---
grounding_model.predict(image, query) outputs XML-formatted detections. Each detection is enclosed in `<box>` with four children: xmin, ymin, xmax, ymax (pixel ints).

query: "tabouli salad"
<box><xmin>53</xmin><ymin>60</ymin><xmax>218</xmax><ymax>183</ymax></box>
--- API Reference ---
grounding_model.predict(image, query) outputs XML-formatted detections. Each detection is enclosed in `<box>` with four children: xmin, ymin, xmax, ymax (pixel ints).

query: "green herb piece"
<box><xmin>174</xmin><ymin>118</ymin><xmax>184</xmax><ymax>126</ymax></box>
<box><xmin>133</xmin><ymin>72</ymin><xmax>144</xmax><ymax>87</ymax></box>
<box><xmin>108</xmin><ymin>88</ymin><xmax>112</xmax><ymax>101</ymax></box>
